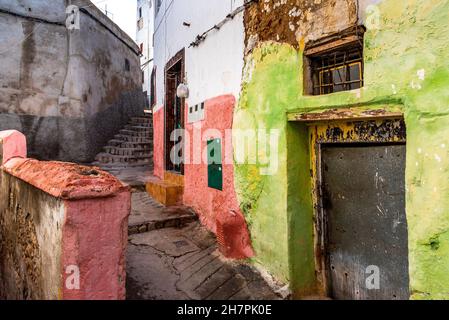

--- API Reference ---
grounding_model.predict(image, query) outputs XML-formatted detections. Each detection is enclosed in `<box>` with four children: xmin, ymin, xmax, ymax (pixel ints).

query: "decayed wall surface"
<box><xmin>0</xmin><ymin>130</ymin><xmax>130</xmax><ymax>300</ymax></box>
<box><xmin>0</xmin><ymin>0</ymin><xmax>145</xmax><ymax>163</ymax></box>
<box><xmin>236</xmin><ymin>0</ymin><xmax>449</xmax><ymax>299</ymax></box>
<box><xmin>183</xmin><ymin>95</ymin><xmax>254</xmax><ymax>259</ymax></box>
<box><xmin>0</xmin><ymin>171</ymin><xmax>65</xmax><ymax>299</ymax></box>
<box><xmin>152</xmin><ymin>107</ymin><xmax>164</xmax><ymax>179</ymax></box>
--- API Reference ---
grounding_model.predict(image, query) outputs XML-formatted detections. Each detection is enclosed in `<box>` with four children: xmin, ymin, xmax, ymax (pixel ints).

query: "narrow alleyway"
<box><xmin>126</xmin><ymin>192</ymin><xmax>281</xmax><ymax>300</ymax></box>
<box><xmin>92</xmin><ymin>112</ymin><xmax>154</xmax><ymax>191</ymax></box>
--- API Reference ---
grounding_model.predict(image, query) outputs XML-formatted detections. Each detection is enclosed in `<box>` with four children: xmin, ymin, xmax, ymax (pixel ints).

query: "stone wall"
<box><xmin>0</xmin><ymin>130</ymin><xmax>130</xmax><ymax>300</ymax></box>
<box><xmin>0</xmin><ymin>0</ymin><xmax>145</xmax><ymax>163</ymax></box>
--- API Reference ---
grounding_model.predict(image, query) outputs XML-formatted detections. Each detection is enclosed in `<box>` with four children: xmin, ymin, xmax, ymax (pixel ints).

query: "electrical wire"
<box><xmin>189</xmin><ymin>0</ymin><xmax>256</xmax><ymax>48</ymax></box>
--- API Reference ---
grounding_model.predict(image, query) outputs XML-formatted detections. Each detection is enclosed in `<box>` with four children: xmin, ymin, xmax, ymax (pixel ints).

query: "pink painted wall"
<box><xmin>183</xmin><ymin>95</ymin><xmax>254</xmax><ymax>259</ymax></box>
<box><xmin>62</xmin><ymin>190</ymin><xmax>130</xmax><ymax>300</ymax></box>
<box><xmin>0</xmin><ymin>130</ymin><xmax>26</xmax><ymax>165</ymax></box>
<box><xmin>153</xmin><ymin>108</ymin><xmax>164</xmax><ymax>179</ymax></box>
<box><xmin>1</xmin><ymin>130</ymin><xmax>131</xmax><ymax>300</ymax></box>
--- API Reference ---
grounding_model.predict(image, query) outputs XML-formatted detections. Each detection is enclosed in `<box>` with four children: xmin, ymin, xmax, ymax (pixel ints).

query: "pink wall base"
<box><xmin>183</xmin><ymin>95</ymin><xmax>254</xmax><ymax>259</ymax></box>
<box><xmin>153</xmin><ymin>108</ymin><xmax>164</xmax><ymax>179</ymax></box>
<box><xmin>62</xmin><ymin>190</ymin><xmax>130</xmax><ymax>300</ymax></box>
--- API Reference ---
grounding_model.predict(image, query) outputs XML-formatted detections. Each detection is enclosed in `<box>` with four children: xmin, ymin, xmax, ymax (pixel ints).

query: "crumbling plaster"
<box><xmin>237</xmin><ymin>0</ymin><xmax>449</xmax><ymax>299</ymax></box>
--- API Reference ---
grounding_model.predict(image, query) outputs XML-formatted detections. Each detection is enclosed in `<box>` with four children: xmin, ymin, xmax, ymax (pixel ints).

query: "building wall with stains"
<box><xmin>236</xmin><ymin>0</ymin><xmax>449</xmax><ymax>299</ymax></box>
<box><xmin>0</xmin><ymin>171</ymin><xmax>65</xmax><ymax>299</ymax></box>
<box><xmin>0</xmin><ymin>130</ymin><xmax>130</xmax><ymax>300</ymax></box>
<box><xmin>152</xmin><ymin>0</ymin><xmax>254</xmax><ymax>257</ymax></box>
<box><xmin>0</xmin><ymin>0</ymin><xmax>145</xmax><ymax>163</ymax></box>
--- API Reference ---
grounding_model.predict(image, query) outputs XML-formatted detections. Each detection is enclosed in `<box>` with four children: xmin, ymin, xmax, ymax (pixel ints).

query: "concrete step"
<box><xmin>92</xmin><ymin>162</ymin><xmax>153</xmax><ymax>170</ymax></box>
<box><xmin>119</xmin><ymin>129</ymin><xmax>153</xmax><ymax>138</ymax></box>
<box><xmin>128</xmin><ymin>193</ymin><xmax>198</xmax><ymax>235</ymax></box>
<box><xmin>104</xmin><ymin>146</ymin><xmax>153</xmax><ymax>157</ymax></box>
<box><xmin>146</xmin><ymin>172</ymin><xmax>184</xmax><ymax>207</ymax></box>
<box><xmin>130</xmin><ymin>117</ymin><xmax>153</xmax><ymax>125</ymax></box>
<box><xmin>114</xmin><ymin>134</ymin><xmax>152</xmax><ymax>143</ymax></box>
<box><xmin>95</xmin><ymin>152</ymin><xmax>153</xmax><ymax>164</ymax></box>
<box><xmin>108</xmin><ymin>139</ymin><xmax>152</xmax><ymax>148</ymax></box>
<box><xmin>124</xmin><ymin>124</ymin><xmax>153</xmax><ymax>131</ymax></box>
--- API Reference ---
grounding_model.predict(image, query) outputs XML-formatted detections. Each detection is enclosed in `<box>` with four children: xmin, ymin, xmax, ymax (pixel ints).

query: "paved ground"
<box><xmin>126</xmin><ymin>192</ymin><xmax>280</xmax><ymax>301</ymax></box>
<box><xmin>129</xmin><ymin>192</ymin><xmax>197</xmax><ymax>235</ymax></box>
<box><xmin>99</xmin><ymin>166</ymin><xmax>153</xmax><ymax>191</ymax></box>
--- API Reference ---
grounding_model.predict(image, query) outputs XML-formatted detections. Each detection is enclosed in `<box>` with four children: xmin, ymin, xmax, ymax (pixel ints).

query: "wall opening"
<box><xmin>303</xmin><ymin>26</ymin><xmax>365</xmax><ymax>96</ymax></box>
<box><xmin>164</xmin><ymin>49</ymin><xmax>185</xmax><ymax>175</ymax></box>
<box><xmin>308</xmin><ymin>118</ymin><xmax>409</xmax><ymax>300</ymax></box>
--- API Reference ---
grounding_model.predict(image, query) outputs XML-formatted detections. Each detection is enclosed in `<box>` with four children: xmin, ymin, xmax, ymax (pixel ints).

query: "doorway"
<box><xmin>310</xmin><ymin>119</ymin><xmax>409</xmax><ymax>300</ymax></box>
<box><xmin>321</xmin><ymin>143</ymin><xmax>409</xmax><ymax>300</ymax></box>
<box><xmin>164</xmin><ymin>49</ymin><xmax>185</xmax><ymax>174</ymax></box>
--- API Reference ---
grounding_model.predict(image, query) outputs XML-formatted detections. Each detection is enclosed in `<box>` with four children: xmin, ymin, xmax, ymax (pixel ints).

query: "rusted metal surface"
<box><xmin>308</xmin><ymin>119</ymin><xmax>408</xmax><ymax>299</ymax></box>
<box><xmin>288</xmin><ymin>108</ymin><xmax>404</xmax><ymax>122</ymax></box>
<box><xmin>313</xmin><ymin>119</ymin><xmax>406</xmax><ymax>144</ymax></box>
<box><xmin>321</xmin><ymin>144</ymin><xmax>409</xmax><ymax>300</ymax></box>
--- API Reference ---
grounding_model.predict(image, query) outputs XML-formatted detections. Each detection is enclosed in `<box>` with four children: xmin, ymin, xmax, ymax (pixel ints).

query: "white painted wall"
<box><xmin>136</xmin><ymin>0</ymin><xmax>155</xmax><ymax>100</ymax></box>
<box><xmin>153</xmin><ymin>0</ymin><xmax>245</xmax><ymax>110</ymax></box>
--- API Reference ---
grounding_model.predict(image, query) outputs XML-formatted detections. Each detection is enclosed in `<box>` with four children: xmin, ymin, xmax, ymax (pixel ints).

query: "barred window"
<box><xmin>304</xmin><ymin>28</ymin><xmax>365</xmax><ymax>96</ymax></box>
<box><xmin>311</xmin><ymin>45</ymin><xmax>363</xmax><ymax>95</ymax></box>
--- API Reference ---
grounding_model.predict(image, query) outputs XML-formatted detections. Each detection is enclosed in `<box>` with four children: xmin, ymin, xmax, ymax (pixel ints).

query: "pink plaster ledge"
<box><xmin>0</xmin><ymin>130</ymin><xmax>27</xmax><ymax>165</ymax></box>
<box><xmin>3</xmin><ymin>159</ymin><xmax>128</xmax><ymax>200</ymax></box>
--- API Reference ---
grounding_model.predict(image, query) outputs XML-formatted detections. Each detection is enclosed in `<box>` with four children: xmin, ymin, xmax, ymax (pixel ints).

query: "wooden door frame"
<box><xmin>164</xmin><ymin>48</ymin><xmax>185</xmax><ymax>175</ymax></box>
<box><xmin>308</xmin><ymin>117</ymin><xmax>407</xmax><ymax>297</ymax></box>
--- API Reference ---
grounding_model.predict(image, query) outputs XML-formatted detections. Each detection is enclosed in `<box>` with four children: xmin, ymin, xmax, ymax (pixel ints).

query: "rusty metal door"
<box><xmin>321</xmin><ymin>144</ymin><xmax>409</xmax><ymax>300</ymax></box>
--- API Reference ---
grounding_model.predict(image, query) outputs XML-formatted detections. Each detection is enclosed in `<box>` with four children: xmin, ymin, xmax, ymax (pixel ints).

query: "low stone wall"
<box><xmin>0</xmin><ymin>130</ymin><xmax>130</xmax><ymax>300</ymax></box>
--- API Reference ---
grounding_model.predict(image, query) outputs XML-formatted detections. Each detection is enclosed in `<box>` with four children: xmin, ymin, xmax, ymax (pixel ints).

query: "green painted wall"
<box><xmin>234</xmin><ymin>0</ymin><xmax>449</xmax><ymax>299</ymax></box>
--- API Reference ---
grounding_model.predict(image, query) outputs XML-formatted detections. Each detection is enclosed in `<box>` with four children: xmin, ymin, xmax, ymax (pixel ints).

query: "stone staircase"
<box><xmin>92</xmin><ymin>112</ymin><xmax>153</xmax><ymax>171</ymax></box>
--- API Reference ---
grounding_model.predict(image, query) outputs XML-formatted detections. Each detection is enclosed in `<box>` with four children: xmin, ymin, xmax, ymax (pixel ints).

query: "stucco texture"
<box><xmin>236</xmin><ymin>0</ymin><xmax>449</xmax><ymax>299</ymax></box>
<box><xmin>0</xmin><ymin>1</ymin><xmax>145</xmax><ymax>163</ymax></box>
<box><xmin>153</xmin><ymin>107</ymin><xmax>164</xmax><ymax>179</ymax></box>
<box><xmin>183</xmin><ymin>95</ymin><xmax>254</xmax><ymax>259</ymax></box>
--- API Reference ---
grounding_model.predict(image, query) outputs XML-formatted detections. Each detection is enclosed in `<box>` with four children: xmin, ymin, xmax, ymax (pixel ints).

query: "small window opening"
<box><xmin>305</xmin><ymin>28</ymin><xmax>365</xmax><ymax>96</ymax></box>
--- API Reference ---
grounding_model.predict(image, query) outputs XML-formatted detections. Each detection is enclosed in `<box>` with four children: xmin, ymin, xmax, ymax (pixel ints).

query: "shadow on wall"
<box><xmin>0</xmin><ymin>90</ymin><xmax>146</xmax><ymax>163</ymax></box>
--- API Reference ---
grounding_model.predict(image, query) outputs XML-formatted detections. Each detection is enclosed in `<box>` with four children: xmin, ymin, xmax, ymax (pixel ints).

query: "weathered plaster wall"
<box><xmin>237</xmin><ymin>0</ymin><xmax>449</xmax><ymax>299</ymax></box>
<box><xmin>153</xmin><ymin>0</ymin><xmax>245</xmax><ymax>110</ymax></box>
<box><xmin>62</xmin><ymin>190</ymin><xmax>130</xmax><ymax>300</ymax></box>
<box><xmin>0</xmin><ymin>171</ymin><xmax>65</xmax><ymax>299</ymax></box>
<box><xmin>183</xmin><ymin>95</ymin><xmax>254</xmax><ymax>258</ymax></box>
<box><xmin>0</xmin><ymin>130</ymin><xmax>131</xmax><ymax>300</ymax></box>
<box><xmin>0</xmin><ymin>0</ymin><xmax>145</xmax><ymax>163</ymax></box>
<box><xmin>136</xmin><ymin>0</ymin><xmax>155</xmax><ymax>101</ymax></box>
<box><xmin>244</xmin><ymin>0</ymin><xmax>359</xmax><ymax>49</ymax></box>
<box><xmin>153</xmin><ymin>107</ymin><xmax>164</xmax><ymax>179</ymax></box>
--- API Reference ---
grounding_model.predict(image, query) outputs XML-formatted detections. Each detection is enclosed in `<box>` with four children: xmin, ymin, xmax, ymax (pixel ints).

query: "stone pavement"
<box><xmin>126</xmin><ymin>192</ymin><xmax>281</xmax><ymax>300</ymax></box>
<box><xmin>129</xmin><ymin>192</ymin><xmax>198</xmax><ymax>235</ymax></box>
<box><xmin>100</xmin><ymin>166</ymin><xmax>153</xmax><ymax>191</ymax></box>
